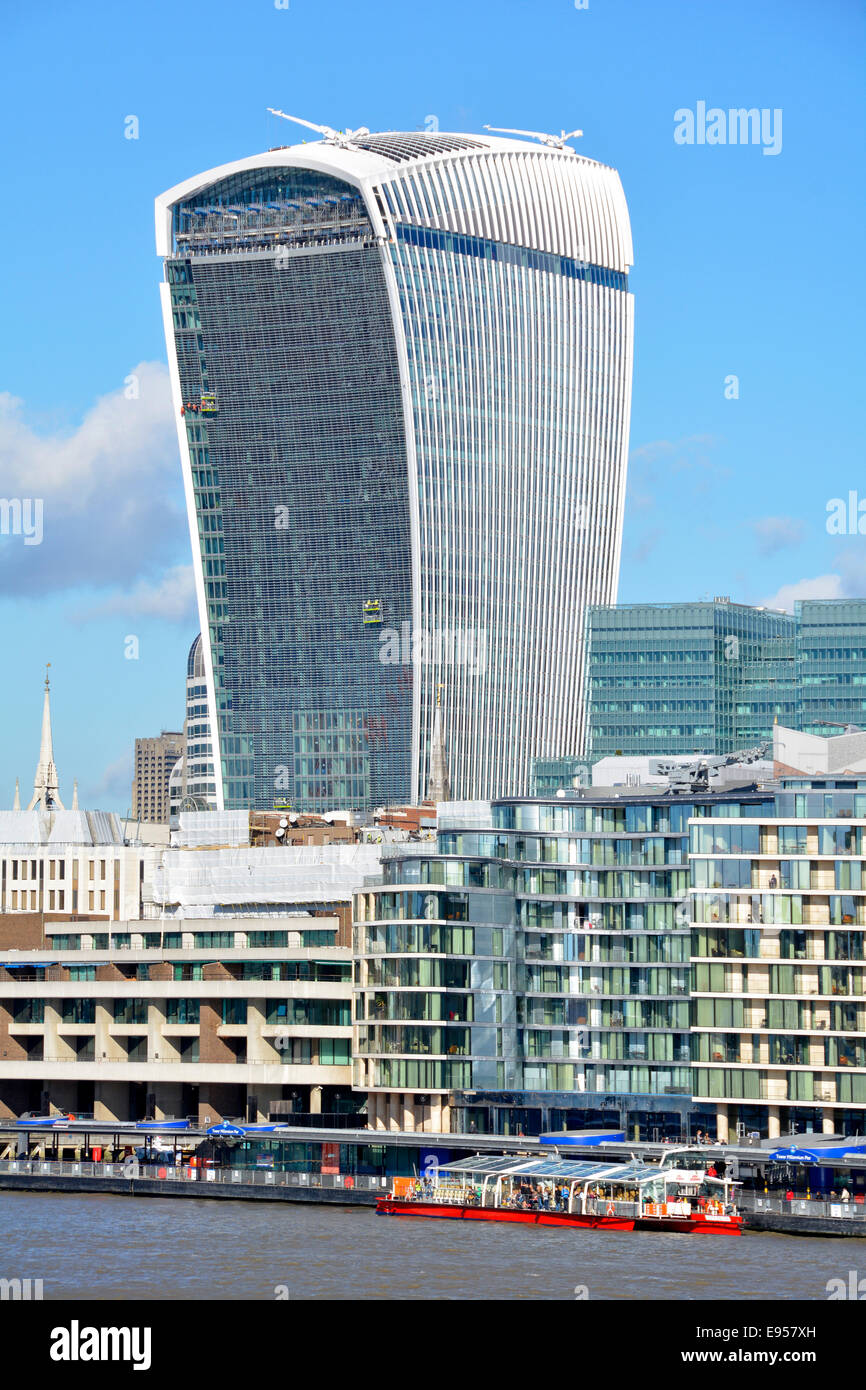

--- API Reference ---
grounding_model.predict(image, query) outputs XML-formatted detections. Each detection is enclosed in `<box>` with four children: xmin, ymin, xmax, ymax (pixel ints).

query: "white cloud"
<box><xmin>0</xmin><ymin>362</ymin><xmax>187</xmax><ymax>595</ymax></box>
<box><xmin>73</xmin><ymin>564</ymin><xmax>197</xmax><ymax>625</ymax></box>
<box><xmin>761</xmin><ymin>547</ymin><xmax>866</xmax><ymax>612</ymax></box>
<box><xmin>761</xmin><ymin>573</ymin><xmax>844</xmax><ymax>612</ymax></box>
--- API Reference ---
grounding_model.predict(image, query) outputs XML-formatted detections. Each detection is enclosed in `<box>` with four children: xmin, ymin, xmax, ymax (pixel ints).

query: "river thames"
<box><xmin>1</xmin><ymin>1192</ymin><xmax>862</xmax><ymax>1299</ymax></box>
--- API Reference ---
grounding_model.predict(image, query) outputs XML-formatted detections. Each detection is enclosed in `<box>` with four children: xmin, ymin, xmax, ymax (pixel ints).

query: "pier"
<box><xmin>2</xmin><ymin>1121</ymin><xmax>866</xmax><ymax>1235</ymax></box>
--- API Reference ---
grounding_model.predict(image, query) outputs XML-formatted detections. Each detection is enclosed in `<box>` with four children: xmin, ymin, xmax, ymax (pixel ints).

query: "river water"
<box><xmin>1</xmin><ymin>1191</ymin><xmax>862</xmax><ymax>1299</ymax></box>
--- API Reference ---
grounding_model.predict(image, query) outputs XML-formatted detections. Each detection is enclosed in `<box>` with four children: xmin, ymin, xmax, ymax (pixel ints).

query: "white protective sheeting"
<box><xmin>152</xmin><ymin>844</ymin><xmax>383</xmax><ymax>908</ymax></box>
<box><xmin>174</xmin><ymin>811</ymin><xmax>251</xmax><ymax>848</ymax></box>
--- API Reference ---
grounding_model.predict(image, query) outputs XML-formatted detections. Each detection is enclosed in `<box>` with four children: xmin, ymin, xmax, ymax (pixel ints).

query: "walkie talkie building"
<box><xmin>156</xmin><ymin>130</ymin><xmax>633</xmax><ymax>811</ymax></box>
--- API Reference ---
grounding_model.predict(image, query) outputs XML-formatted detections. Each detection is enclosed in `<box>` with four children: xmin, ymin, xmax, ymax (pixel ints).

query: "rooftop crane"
<box><xmin>267</xmin><ymin>110</ymin><xmax>370</xmax><ymax>148</ymax></box>
<box><xmin>484</xmin><ymin>125</ymin><xmax>583</xmax><ymax>151</ymax></box>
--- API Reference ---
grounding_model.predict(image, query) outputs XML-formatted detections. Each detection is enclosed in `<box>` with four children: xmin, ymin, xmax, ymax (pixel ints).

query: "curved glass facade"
<box><xmin>164</xmin><ymin>167</ymin><xmax>413</xmax><ymax>810</ymax></box>
<box><xmin>160</xmin><ymin>136</ymin><xmax>634</xmax><ymax>808</ymax></box>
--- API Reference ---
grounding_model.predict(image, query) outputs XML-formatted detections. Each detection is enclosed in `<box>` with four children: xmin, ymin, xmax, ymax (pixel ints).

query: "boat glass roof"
<box><xmin>439</xmin><ymin>1157</ymin><xmax>660</xmax><ymax>1183</ymax></box>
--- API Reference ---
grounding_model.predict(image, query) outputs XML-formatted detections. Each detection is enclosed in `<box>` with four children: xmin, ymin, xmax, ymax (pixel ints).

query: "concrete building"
<box><xmin>0</xmin><ymin>926</ymin><xmax>354</xmax><ymax>1125</ymax></box>
<box><xmin>0</xmin><ymin>735</ymin><xmax>432</xmax><ymax>1123</ymax></box>
<box><xmin>590</xmin><ymin>752</ymin><xmax>774</xmax><ymax>791</ymax></box>
<box><xmin>774</xmin><ymin>723</ymin><xmax>866</xmax><ymax>777</ymax></box>
<box><xmin>156</xmin><ymin>126</ymin><xmax>634</xmax><ymax>810</ymax></box>
<box><xmin>132</xmin><ymin>732</ymin><xmax>183</xmax><ymax>824</ymax></box>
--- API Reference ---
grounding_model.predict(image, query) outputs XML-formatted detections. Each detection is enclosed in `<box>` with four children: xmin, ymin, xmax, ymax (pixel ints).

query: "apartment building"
<box><xmin>0</xmin><ymin>920</ymin><xmax>353</xmax><ymax>1125</ymax></box>
<box><xmin>354</xmin><ymin>777</ymin><xmax>865</xmax><ymax>1140</ymax></box>
<box><xmin>690</xmin><ymin>777</ymin><xmax>866</xmax><ymax>1140</ymax></box>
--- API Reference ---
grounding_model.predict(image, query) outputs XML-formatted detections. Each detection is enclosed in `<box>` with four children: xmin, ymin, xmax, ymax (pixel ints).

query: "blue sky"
<box><xmin>0</xmin><ymin>0</ymin><xmax>863</xmax><ymax>810</ymax></box>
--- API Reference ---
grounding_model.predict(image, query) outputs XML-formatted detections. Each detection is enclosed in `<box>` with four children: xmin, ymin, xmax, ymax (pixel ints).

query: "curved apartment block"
<box><xmin>156</xmin><ymin>131</ymin><xmax>634</xmax><ymax>809</ymax></box>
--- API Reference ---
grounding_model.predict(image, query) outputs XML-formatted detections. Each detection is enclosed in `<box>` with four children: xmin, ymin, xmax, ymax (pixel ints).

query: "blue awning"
<box><xmin>769</xmin><ymin>1143</ymin><xmax>866</xmax><ymax>1161</ymax></box>
<box><xmin>3</xmin><ymin>962</ymin><xmax>57</xmax><ymax>968</ymax></box>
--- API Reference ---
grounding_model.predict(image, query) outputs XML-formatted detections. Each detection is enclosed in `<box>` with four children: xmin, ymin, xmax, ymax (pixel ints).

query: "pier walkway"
<box><xmin>2</xmin><ymin>1158</ymin><xmax>866</xmax><ymax>1234</ymax></box>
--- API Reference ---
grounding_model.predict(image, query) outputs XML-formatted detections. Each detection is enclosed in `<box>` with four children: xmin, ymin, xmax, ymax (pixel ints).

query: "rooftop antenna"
<box><xmin>484</xmin><ymin>125</ymin><xmax>583</xmax><ymax>152</ymax></box>
<box><xmin>267</xmin><ymin>110</ymin><xmax>370</xmax><ymax>149</ymax></box>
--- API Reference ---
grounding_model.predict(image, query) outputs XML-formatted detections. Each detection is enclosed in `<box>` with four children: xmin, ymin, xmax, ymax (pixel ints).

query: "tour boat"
<box><xmin>376</xmin><ymin>1151</ymin><xmax>742</xmax><ymax>1234</ymax></box>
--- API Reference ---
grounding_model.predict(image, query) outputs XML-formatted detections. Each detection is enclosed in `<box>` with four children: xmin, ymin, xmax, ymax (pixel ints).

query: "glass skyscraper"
<box><xmin>156</xmin><ymin>131</ymin><xmax>634</xmax><ymax>810</ymax></box>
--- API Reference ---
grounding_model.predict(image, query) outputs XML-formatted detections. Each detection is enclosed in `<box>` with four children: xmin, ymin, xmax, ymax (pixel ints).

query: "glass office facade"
<box><xmin>796</xmin><ymin>599</ymin><xmax>866</xmax><ymax>734</ymax></box>
<box><xmin>163</xmin><ymin>167</ymin><xmax>413</xmax><ymax>811</ymax></box>
<box><xmin>355</xmin><ymin>783</ymin><xmax>865</xmax><ymax>1139</ymax></box>
<box><xmin>586</xmin><ymin>602</ymin><xmax>798</xmax><ymax>761</ymax></box>
<box><xmin>586</xmin><ymin>599</ymin><xmax>866</xmax><ymax>763</ymax></box>
<box><xmin>160</xmin><ymin>136</ymin><xmax>635</xmax><ymax>808</ymax></box>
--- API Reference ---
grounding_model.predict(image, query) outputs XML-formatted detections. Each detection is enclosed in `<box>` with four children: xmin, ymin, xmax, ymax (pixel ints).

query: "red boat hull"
<box><xmin>634</xmin><ymin>1213</ymin><xmax>742</xmax><ymax>1235</ymax></box>
<box><xmin>376</xmin><ymin>1199</ymin><xmax>742</xmax><ymax>1234</ymax></box>
<box><xmin>376</xmin><ymin>1198</ymin><xmax>634</xmax><ymax>1230</ymax></box>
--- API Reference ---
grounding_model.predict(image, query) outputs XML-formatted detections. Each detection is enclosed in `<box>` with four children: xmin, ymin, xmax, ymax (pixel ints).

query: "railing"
<box><xmin>392</xmin><ymin>1187</ymin><xmax>639</xmax><ymax>1218</ymax></box>
<box><xmin>0</xmin><ymin>1158</ymin><xmax>387</xmax><ymax>1192</ymax></box>
<box><xmin>738</xmin><ymin>1191</ymin><xmax>866</xmax><ymax>1223</ymax></box>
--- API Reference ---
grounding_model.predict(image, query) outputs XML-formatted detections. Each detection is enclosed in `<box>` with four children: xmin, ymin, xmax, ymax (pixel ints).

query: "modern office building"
<box><xmin>529</xmin><ymin>756</ymin><xmax>591</xmax><ymax>796</ymax></box>
<box><xmin>796</xmin><ymin>599</ymin><xmax>866</xmax><ymax>734</ymax></box>
<box><xmin>585</xmin><ymin>598</ymin><xmax>866</xmax><ymax>766</ymax></box>
<box><xmin>585</xmin><ymin>600</ymin><xmax>797</xmax><ymax>762</ymax></box>
<box><xmin>132</xmin><ymin>732</ymin><xmax>184</xmax><ymax>824</ymax></box>
<box><xmin>156</xmin><ymin>127</ymin><xmax>634</xmax><ymax>811</ymax></box>
<box><xmin>169</xmin><ymin>635</ymin><xmax>218</xmax><ymax>817</ymax></box>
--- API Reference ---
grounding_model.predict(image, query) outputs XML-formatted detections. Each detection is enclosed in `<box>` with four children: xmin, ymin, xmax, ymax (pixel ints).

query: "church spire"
<box><xmin>27</xmin><ymin>664</ymin><xmax>64</xmax><ymax>811</ymax></box>
<box><xmin>426</xmin><ymin>686</ymin><xmax>451</xmax><ymax>804</ymax></box>
<box><xmin>13</xmin><ymin>778</ymin><xmax>20</xmax><ymax>811</ymax></box>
